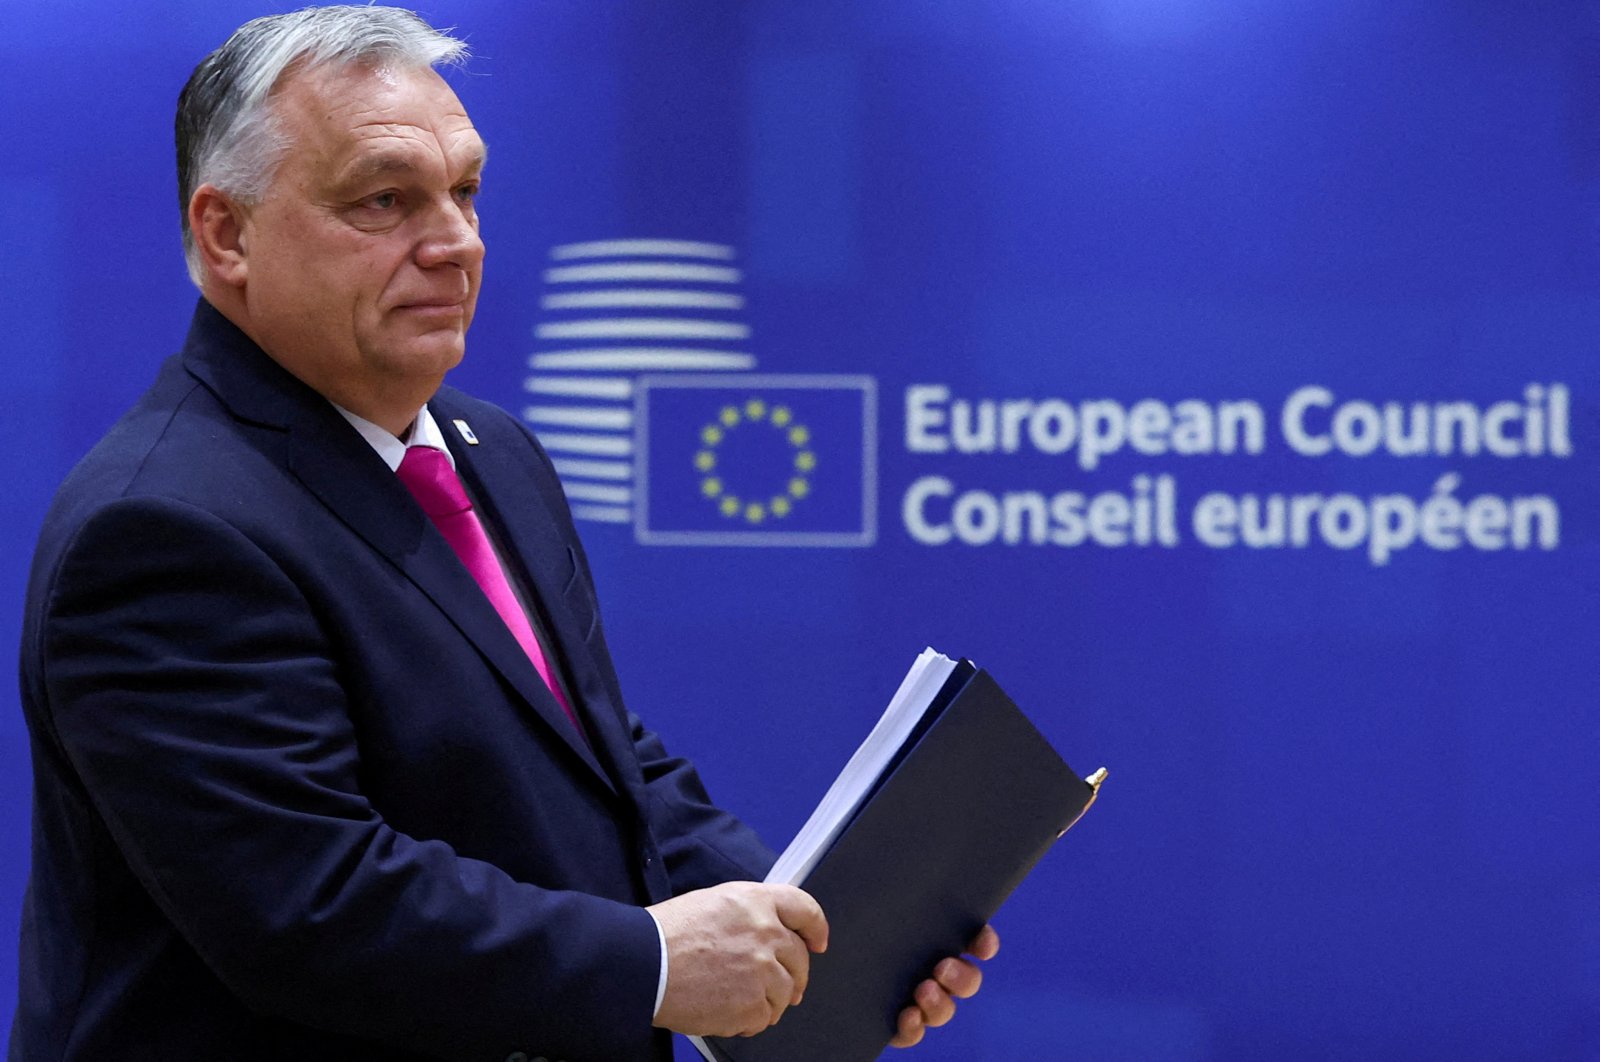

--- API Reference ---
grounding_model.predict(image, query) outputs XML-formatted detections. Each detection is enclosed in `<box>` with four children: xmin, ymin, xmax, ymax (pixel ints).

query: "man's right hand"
<box><xmin>648</xmin><ymin>881</ymin><xmax>829</xmax><ymax>1037</ymax></box>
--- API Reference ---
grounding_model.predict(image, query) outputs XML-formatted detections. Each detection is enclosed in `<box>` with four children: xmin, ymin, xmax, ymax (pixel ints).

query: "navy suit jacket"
<box><xmin>11</xmin><ymin>301</ymin><xmax>773</xmax><ymax>1061</ymax></box>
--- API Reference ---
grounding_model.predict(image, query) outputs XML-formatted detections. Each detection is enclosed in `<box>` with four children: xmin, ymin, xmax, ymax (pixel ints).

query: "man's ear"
<box><xmin>189</xmin><ymin>185</ymin><xmax>250</xmax><ymax>288</ymax></box>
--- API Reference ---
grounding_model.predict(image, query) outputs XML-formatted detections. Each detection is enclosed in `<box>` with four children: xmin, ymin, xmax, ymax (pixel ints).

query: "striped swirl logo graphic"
<box><xmin>523</xmin><ymin>239</ymin><xmax>758</xmax><ymax>525</ymax></box>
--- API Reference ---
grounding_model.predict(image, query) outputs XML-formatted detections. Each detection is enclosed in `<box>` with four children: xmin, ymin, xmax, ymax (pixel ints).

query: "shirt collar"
<box><xmin>331</xmin><ymin>403</ymin><xmax>456</xmax><ymax>473</ymax></box>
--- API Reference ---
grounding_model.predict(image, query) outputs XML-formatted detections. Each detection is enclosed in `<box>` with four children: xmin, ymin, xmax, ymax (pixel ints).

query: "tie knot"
<box><xmin>396</xmin><ymin>446</ymin><xmax>471</xmax><ymax>519</ymax></box>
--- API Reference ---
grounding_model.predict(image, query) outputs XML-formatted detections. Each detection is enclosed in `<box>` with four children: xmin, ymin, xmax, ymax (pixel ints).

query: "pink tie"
<box><xmin>396</xmin><ymin>445</ymin><xmax>584</xmax><ymax>738</ymax></box>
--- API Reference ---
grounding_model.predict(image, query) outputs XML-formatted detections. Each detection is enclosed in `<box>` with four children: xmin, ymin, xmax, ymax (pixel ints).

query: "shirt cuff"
<box><xmin>646</xmin><ymin>908</ymin><xmax>669</xmax><ymax>1019</ymax></box>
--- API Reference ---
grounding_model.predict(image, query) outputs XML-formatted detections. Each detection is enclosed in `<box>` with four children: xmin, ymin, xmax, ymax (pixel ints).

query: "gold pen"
<box><xmin>1057</xmin><ymin>766</ymin><xmax>1108</xmax><ymax>836</ymax></box>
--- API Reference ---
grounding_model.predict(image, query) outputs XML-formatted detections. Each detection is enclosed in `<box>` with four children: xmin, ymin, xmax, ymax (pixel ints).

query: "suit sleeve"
<box><xmin>629</xmin><ymin>714</ymin><xmax>778</xmax><ymax>892</ymax></box>
<box><xmin>39</xmin><ymin>494</ymin><xmax>663</xmax><ymax>1062</ymax></box>
<box><xmin>500</xmin><ymin>403</ymin><xmax>778</xmax><ymax>893</ymax></box>
<box><xmin>556</xmin><ymin>514</ymin><xmax>777</xmax><ymax>892</ymax></box>
<box><xmin>567</xmin><ymin>537</ymin><xmax>778</xmax><ymax>892</ymax></box>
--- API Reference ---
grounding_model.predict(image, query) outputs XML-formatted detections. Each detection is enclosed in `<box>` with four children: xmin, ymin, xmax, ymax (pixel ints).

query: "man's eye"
<box><xmin>367</xmin><ymin>192</ymin><xmax>399</xmax><ymax>210</ymax></box>
<box><xmin>455</xmin><ymin>183</ymin><xmax>480</xmax><ymax>204</ymax></box>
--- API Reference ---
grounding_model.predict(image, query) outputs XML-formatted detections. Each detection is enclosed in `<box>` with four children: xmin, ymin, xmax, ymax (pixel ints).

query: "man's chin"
<box><xmin>377</xmin><ymin>331</ymin><xmax>468</xmax><ymax>377</ymax></box>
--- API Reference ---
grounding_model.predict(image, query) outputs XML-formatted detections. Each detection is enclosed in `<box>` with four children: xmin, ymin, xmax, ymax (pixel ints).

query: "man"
<box><xmin>11</xmin><ymin>8</ymin><xmax>995</xmax><ymax>1060</ymax></box>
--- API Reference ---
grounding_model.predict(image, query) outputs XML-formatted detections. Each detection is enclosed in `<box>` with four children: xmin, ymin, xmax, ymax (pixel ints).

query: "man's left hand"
<box><xmin>889</xmin><ymin>923</ymin><xmax>1000</xmax><ymax>1048</ymax></box>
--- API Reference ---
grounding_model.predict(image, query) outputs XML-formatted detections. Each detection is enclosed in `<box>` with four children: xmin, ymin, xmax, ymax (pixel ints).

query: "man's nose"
<box><xmin>416</xmin><ymin>197</ymin><xmax>484</xmax><ymax>270</ymax></box>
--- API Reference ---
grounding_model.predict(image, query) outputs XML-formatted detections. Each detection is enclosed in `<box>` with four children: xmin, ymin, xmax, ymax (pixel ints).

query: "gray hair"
<box><xmin>175</xmin><ymin>5</ymin><xmax>469</xmax><ymax>286</ymax></box>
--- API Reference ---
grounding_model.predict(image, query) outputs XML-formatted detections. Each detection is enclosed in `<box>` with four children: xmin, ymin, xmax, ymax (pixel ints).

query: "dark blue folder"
<box><xmin>702</xmin><ymin>661</ymin><xmax>1101</xmax><ymax>1062</ymax></box>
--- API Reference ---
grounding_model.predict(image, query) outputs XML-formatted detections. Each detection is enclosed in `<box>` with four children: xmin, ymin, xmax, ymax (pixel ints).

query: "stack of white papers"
<box><xmin>691</xmin><ymin>648</ymin><xmax>960</xmax><ymax>1062</ymax></box>
<box><xmin>765</xmin><ymin>648</ymin><xmax>958</xmax><ymax>886</ymax></box>
<box><xmin>693</xmin><ymin>645</ymin><xmax>1098</xmax><ymax>1062</ymax></box>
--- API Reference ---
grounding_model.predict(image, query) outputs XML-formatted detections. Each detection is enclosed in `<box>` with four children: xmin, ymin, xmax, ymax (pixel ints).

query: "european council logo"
<box><xmin>635</xmin><ymin>375</ymin><xmax>877</xmax><ymax>547</ymax></box>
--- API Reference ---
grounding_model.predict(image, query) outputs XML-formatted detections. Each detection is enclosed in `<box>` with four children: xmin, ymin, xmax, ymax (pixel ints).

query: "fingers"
<box><xmin>648</xmin><ymin>882</ymin><xmax>825</xmax><ymax>1038</ymax></box>
<box><xmin>933</xmin><ymin>955</ymin><xmax>983</xmax><ymax>999</ymax></box>
<box><xmin>967</xmin><ymin>923</ymin><xmax>1000</xmax><ymax>961</ymax></box>
<box><xmin>890</xmin><ymin>1003</ymin><xmax>925</xmax><ymax>1048</ymax></box>
<box><xmin>758</xmin><ymin>962</ymin><xmax>795</xmax><ymax>1032</ymax></box>
<box><xmin>770</xmin><ymin>884</ymin><xmax>829</xmax><ymax>953</ymax></box>
<box><xmin>888</xmin><ymin>925</ymin><xmax>1000</xmax><ymax>1048</ymax></box>
<box><xmin>742</xmin><ymin>885</ymin><xmax>819</xmax><ymax>1030</ymax></box>
<box><xmin>772</xmin><ymin>924</ymin><xmax>810</xmax><ymax>1005</ymax></box>
<box><xmin>914</xmin><ymin>977</ymin><xmax>957</xmax><ymax>1028</ymax></box>
<box><xmin>891</xmin><ymin>980</ymin><xmax>960</xmax><ymax>1049</ymax></box>
<box><xmin>888</xmin><ymin>979</ymin><xmax>957</xmax><ymax>1048</ymax></box>
<box><xmin>766</xmin><ymin>884</ymin><xmax>822</xmax><ymax>1005</ymax></box>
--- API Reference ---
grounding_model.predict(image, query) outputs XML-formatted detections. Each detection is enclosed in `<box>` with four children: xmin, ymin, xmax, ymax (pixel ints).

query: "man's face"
<box><xmin>235</xmin><ymin>61</ymin><xmax>486</xmax><ymax>410</ymax></box>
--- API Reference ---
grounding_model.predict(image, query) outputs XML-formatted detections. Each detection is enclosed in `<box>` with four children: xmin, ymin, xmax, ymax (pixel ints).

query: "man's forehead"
<box><xmin>334</xmin><ymin>126</ymin><xmax>488</xmax><ymax>185</ymax></box>
<box><xmin>342</xmin><ymin>118</ymin><xmax>485</xmax><ymax>160</ymax></box>
<box><xmin>275</xmin><ymin>61</ymin><xmax>481</xmax><ymax>164</ymax></box>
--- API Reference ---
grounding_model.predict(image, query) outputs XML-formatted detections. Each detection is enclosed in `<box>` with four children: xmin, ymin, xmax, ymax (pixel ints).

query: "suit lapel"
<box><xmin>290</xmin><ymin>409</ymin><xmax>615</xmax><ymax>792</ymax></box>
<box><xmin>438</xmin><ymin>407</ymin><xmax>642</xmax><ymax>795</ymax></box>
<box><xmin>179</xmin><ymin>301</ymin><xmax>614</xmax><ymax>794</ymax></box>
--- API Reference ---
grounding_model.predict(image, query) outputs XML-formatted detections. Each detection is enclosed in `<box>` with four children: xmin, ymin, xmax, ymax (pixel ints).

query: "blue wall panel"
<box><xmin>2</xmin><ymin>2</ymin><xmax>1596</xmax><ymax>1058</ymax></box>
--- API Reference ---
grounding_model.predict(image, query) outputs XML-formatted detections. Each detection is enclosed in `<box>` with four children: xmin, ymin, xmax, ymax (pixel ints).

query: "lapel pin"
<box><xmin>452</xmin><ymin>419</ymin><xmax>480</xmax><ymax>446</ymax></box>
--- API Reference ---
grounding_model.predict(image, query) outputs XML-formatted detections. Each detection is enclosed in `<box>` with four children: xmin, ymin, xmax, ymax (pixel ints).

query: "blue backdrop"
<box><xmin>3</xmin><ymin>3</ymin><xmax>1596</xmax><ymax>1059</ymax></box>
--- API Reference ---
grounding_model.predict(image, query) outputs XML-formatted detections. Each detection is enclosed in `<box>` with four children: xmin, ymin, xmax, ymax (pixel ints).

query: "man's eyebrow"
<box><xmin>338</xmin><ymin>141</ymin><xmax>488</xmax><ymax>188</ymax></box>
<box><xmin>457</xmin><ymin>139</ymin><xmax>488</xmax><ymax>181</ymax></box>
<box><xmin>338</xmin><ymin>152</ymin><xmax>421</xmax><ymax>187</ymax></box>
